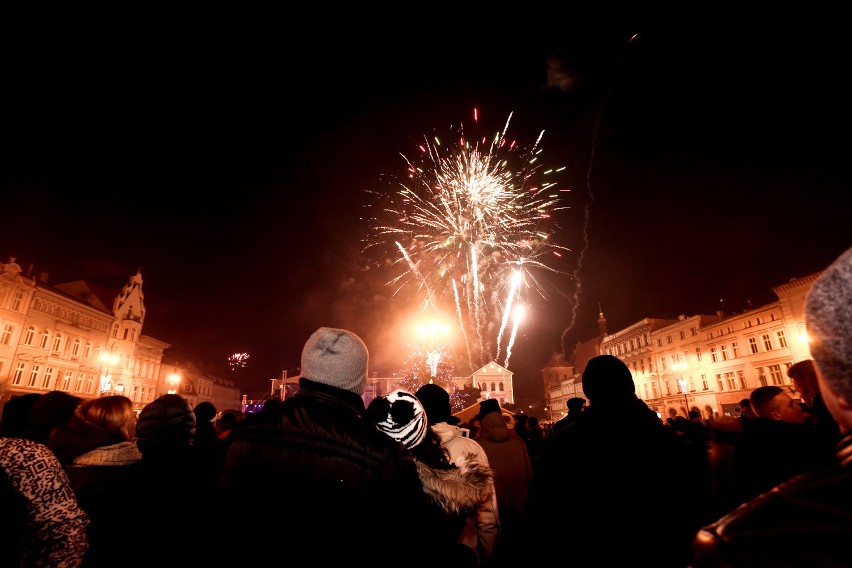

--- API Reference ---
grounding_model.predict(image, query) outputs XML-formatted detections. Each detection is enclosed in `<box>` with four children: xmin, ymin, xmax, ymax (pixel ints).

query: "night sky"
<box><xmin>2</xmin><ymin>13</ymin><xmax>848</xmax><ymax>403</ymax></box>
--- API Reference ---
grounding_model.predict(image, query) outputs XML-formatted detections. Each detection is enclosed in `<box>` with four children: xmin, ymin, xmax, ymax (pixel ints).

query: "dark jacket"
<box><xmin>693</xmin><ymin>431</ymin><xmax>852</xmax><ymax>567</ymax></box>
<box><xmin>730</xmin><ymin>416</ymin><xmax>836</xmax><ymax>506</ymax></box>
<box><xmin>219</xmin><ymin>378</ymin><xmax>428</xmax><ymax>564</ymax></box>
<box><xmin>527</xmin><ymin>396</ymin><xmax>714</xmax><ymax>568</ymax></box>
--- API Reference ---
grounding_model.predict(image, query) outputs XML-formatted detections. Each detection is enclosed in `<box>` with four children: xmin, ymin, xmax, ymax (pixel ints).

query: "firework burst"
<box><xmin>364</xmin><ymin>110</ymin><xmax>572</xmax><ymax>371</ymax></box>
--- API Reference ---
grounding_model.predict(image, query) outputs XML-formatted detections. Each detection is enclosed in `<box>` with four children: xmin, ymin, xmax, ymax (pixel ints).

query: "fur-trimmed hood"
<box><xmin>416</xmin><ymin>451</ymin><xmax>493</xmax><ymax>516</ymax></box>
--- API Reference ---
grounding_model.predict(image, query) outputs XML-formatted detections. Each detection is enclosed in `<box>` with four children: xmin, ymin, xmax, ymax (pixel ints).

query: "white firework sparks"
<box><xmin>364</xmin><ymin>110</ymin><xmax>572</xmax><ymax>371</ymax></box>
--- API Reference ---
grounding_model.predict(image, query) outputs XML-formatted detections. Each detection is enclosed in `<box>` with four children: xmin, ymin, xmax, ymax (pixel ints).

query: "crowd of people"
<box><xmin>2</xmin><ymin>243</ymin><xmax>852</xmax><ymax>567</ymax></box>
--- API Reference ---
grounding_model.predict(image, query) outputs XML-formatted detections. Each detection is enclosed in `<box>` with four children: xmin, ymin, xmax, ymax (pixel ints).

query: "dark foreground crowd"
<box><xmin>3</xmin><ymin>244</ymin><xmax>852</xmax><ymax>568</ymax></box>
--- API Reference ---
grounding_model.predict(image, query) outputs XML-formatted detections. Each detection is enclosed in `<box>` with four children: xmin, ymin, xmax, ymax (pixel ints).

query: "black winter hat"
<box><xmin>415</xmin><ymin>384</ymin><xmax>460</xmax><ymax>425</ymax></box>
<box><xmin>476</xmin><ymin>398</ymin><xmax>501</xmax><ymax>420</ymax></box>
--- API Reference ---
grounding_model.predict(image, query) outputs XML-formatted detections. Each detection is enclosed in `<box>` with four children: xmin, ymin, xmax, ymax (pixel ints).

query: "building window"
<box><xmin>24</xmin><ymin>326</ymin><xmax>36</xmax><ymax>346</ymax></box>
<box><xmin>61</xmin><ymin>371</ymin><xmax>73</xmax><ymax>391</ymax></box>
<box><xmin>776</xmin><ymin>330</ymin><xmax>788</xmax><ymax>348</ymax></box>
<box><xmin>661</xmin><ymin>358</ymin><xmax>667</xmax><ymax>371</ymax></box>
<box><xmin>11</xmin><ymin>290</ymin><xmax>24</xmax><ymax>311</ymax></box>
<box><xmin>757</xmin><ymin>367</ymin><xmax>768</xmax><ymax>387</ymax></box>
<box><xmin>86</xmin><ymin>374</ymin><xmax>95</xmax><ymax>394</ymax></box>
<box><xmin>716</xmin><ymin>374</ymin><xmax>724</xmax><ymax>391</ymax></box>
<box><xmin>40</xmin><ymin>330</ymin><xmax>50</xmax><ymax>349</ymax></box>
<box><xmin>690</xmin><ymin>327</ymin><xmax>697</xmax><ymax>336</ymax></box>
<box><xmin>732</xmin><ymin>341</ymin><xmax>739</xmax><ymax>358</ymax></box>
<box><xmin>701</xmin><ymin>374</ymin><xmax>709</xmax><ymax>390</ymax></box>
<box><xmin>71</xmin><ymin>339</ymin><xmax>81</xmax><ymax>357</ymax></box>
<box><xmin>762</xmin><ymin>334</ymin><xmax>773</xmax><ymax>351</ymax></box>
<box><xmin>28</xmin><ymin>365</ymin><xmax>40</xmax><ymax>387</ymax></box>
<box><xmin>0</xmin><ymin>324</ymin><xmax>13</xmax><ymax>346</ymax></box>
<box><xmin>84</xmin><ymin>341</ymin><xmax>92</xmax><ymax>358</ymax></box>
<box><xmin>769</xmin><ymin>364</ymin><xmax>784</xmax><ymax>385</ymax></box>
<box><xmin>13</xmin><ymin>362</ymin><xmax>26</xmax><ymax>386</ymax></box>
<box><xmin>667</xmin><ymin>335</ymin><xmax>673</xmax><ymax>344</ymax></box>
<box><xmin>679</xmin><ymin>331</ymin><xmax>685</xmax><ymax>340</ymax></box>
<box><xmin>725</xmin><ymin>372</ymin><xmax>736</xmax><ymax>390</ymax></box>
<box><xmin>737</xmin><ymin>370</ymin><xmax>746</xmax><ymax>389</ymax></box>
<box><xmin>52</xmin><ymin>332</ymin><xmax>63</xmax><ymax>353</ymax></box>
<box><xmin>42</xmin><ymin>367</ymin><xmax>55</xmax><ymax>389</ymax></box>
<box><xmin>695</xmin><ymin>347</ymin><xmax>702</xmax><ymax>362</ymax></box>
<box><xmin>710</xmin><ymin>347</ymin><xmax>718</xmax><ymax>363</ymax></box>
<box><xmin>749</xmin><ymin>337</ymin><xmax>758</xmax><ymax>354</ymax></box>
<box><xmin>721</xmin><ymin>345</ymin><xmax>729</xmax><ymax>361</ymax></box>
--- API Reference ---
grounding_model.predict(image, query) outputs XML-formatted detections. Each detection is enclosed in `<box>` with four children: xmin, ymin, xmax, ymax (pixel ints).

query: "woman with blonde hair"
<box><xmin>48</xmin><ymin>395</ymin><xmax>142</xmax><ymax>567</ymax></box>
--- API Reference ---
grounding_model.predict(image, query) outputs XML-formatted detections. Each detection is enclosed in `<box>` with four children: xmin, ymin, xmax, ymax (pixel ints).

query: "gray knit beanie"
<box><xmin>806</xmin><ymin>245</ymin><xmax>852</xmax><ymax>401</ymax></box>
<box><xmin>300</xmin><ymin>327</ymin><xmax>368</xmax><ymax>395</ymax></box>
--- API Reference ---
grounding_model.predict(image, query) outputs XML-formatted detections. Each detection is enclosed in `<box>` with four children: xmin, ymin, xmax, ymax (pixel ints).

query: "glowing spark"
<box><xmin>364</xmin><ymin>111</ymin><xmax>572</xmax><ymax>371</ymax></box>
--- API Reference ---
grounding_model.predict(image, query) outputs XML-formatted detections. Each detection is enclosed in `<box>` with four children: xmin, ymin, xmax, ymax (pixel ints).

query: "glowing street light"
<box><xmin>673</xmin><ymin>360</ymin><xmax>689</xmax><ymax>416</ymax></box>
<box><xmin>167</xmin><ymin>372</ymin><xmax>181</xmax><ymax>395</ymax></box>
<box><xmin>98</xmin><ymin>349</ymin><xmax>120</xmax><ymax>396</ymax></box>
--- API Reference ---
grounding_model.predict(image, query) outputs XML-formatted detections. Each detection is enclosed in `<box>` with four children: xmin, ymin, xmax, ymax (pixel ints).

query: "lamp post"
<box><xmin>98</xmin><ymin>349</ymin><xmax>120</xmax><ymax>396</ymax></box>
<box><xmin>167</xmin><ymin>372</ymin><xmax>181</xmax><ymax>395</ymax></box>
<box><xmin>673</xmin><ymin>360</ymin><xmax>689</xmax><ymax>416</ymax></box>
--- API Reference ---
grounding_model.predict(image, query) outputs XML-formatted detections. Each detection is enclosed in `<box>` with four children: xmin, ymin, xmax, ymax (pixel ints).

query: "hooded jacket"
<box><xmin>430</xmin><ymin>420</ymin><xmax>500</xmax><ymax>562</ymax></box>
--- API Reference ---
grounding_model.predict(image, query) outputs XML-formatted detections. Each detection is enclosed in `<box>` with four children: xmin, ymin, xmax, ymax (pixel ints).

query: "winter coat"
<box><xmin>693</xmin><ymin>430</ymin><xmax>852</xmax><ymax>567</ymax></box>
<box><xmin>528</xmin><ymin>395</ymin><xmax>714</xmax><ymax>568</ymax></box>
<box><xmin>431</xmin><ymin>420</ymin><xmax>500</xmax><ymax>563</ymax></box>
<box><xmin>415</xmin><ymin>454</ymin><xmax>494</xmax><ymax>566</ymax></box>
<box><xmin>219</xmin><ymin>378</ymin><xmax>429</xmax><ymax>565</ymax></box>
<box><xmin>0</xmin><ymin>437</ymin><xmax>89</xmax><ymax>567</ymax></box>
<box><xmin>47</xmin><ymin>407</ymin><xmax>142</xmax><ymax>568</ymax></box>
<box><xmin>476</xmin><ymin>412</ymin><xmax>533</xmax><ymax>522</ymax></box>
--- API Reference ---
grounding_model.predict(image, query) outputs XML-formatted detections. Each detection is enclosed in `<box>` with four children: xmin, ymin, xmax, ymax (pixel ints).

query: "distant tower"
<box><xmin>597</xmin><ymin>302</ymin><xmax>608</xmax><ymax>337</ymax></box>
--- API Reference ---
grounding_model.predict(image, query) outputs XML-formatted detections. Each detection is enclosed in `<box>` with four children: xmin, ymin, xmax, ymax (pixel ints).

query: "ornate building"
<box><xmin>0</xmin><ymin>257</ymin><xmax>241</xmax><ymax>415</ymax></box>
<box><xmin>543</xmin><ymin>271</ymin><xmax>820</xmax><ymax>422</ymax></box>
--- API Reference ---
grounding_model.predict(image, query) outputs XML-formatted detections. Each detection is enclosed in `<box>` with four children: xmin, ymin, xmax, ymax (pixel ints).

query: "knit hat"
<box><xmin>300</xmin><ymin>327</ymin><xmax>368</xmax><ymax>395</ymax></box>
<box><xmin>582</xmin><ymin>355</ymin><xmax>636</xmax><ymax>402</ymax></box>
<box><xmin>415</xmin><ymin>383</ymin><xmax>460</xmax><ymax>425</ymax></box>
<box><xmin>477</xmin><ymin>398</ymin><xmax>501</xmax><ymax>420</ymax></box>
<box><xmin>369</xmin><ymin>390</ymin><xmax>428</xmax><ymax>449</ymax></box>
<box><xmin>806</xmin><ymin>245</ymin><xmax>852</xmax><ymax>398</ymax></box>
<box><xmin>136</xmin><ymin>394</ymin><xmax>196</xmax><ymax>453</ymax></box>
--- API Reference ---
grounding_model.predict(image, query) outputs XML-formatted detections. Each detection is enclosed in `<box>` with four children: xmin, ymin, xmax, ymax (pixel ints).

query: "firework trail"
<box><xmin>562</xmin><ymin>32</ymin><xmax>640</xmax><ymax>347</ymax></box>
<box><xmin>364</xmin><ymin>110</ymin><xmax>572</xmax><ymax>371</ymax></box>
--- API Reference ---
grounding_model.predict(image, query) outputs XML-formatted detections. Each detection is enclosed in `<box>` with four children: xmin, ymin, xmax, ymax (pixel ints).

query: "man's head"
<box><xmin>300</xmin><ymin>327</ymin><xmax>369</xmax><ymax>395</ymax></box>
<box><xmin>749</xmin><ymin>386</ymin><xmax>806</xmax><ymax>424</ymax></box>
<box><xmin>581</xmin><ymin>355</ymin><xmax>635</xmax><ymax>403</ymax></box>
<box><xmin>567</xmin><ymin>397</ymin><xmax>586</xmax><ymax>413</ymax></box>
<box><xmin>806</xmin><ymin>245</ymin><xmax>852</xmax><ymax>433</ymax></box>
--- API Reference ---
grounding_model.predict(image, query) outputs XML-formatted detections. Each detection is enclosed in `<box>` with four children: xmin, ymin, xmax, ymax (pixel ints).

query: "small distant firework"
<box><xmin>364</xmin><ymin>110</ymin><xmax>571</xmax><ymax>371</ymax></box>
<box><xmin>228</xmin><ymin>352</ymin><xmax>250</xmax><ymax>371</ymax></box>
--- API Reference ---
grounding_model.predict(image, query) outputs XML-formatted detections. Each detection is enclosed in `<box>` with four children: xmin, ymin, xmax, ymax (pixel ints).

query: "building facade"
<box><xmin>0</xmin><ymin>258</ymin><xmax>241</xmax><ymax>416</ymax></box>
<box><xmin>543</xmin><ymin>271</ymin><xmax>820</xmax><ymax>422</ymax></box>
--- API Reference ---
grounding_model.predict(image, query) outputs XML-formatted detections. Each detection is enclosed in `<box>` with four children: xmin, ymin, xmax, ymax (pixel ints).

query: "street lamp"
<box><xmin>167</xmin><ymin>372</ymin><xmax>181</xmax><ymax>395</ymax></box>
<box><xmin>98</xmin><ymin>349</ymin><xmax>120</xmax><ymax>396</ymax></box>
<box><xmin>673</xmin><ymin>360</ymin><xmax>689</xmax><ymax>416</ymax></box>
